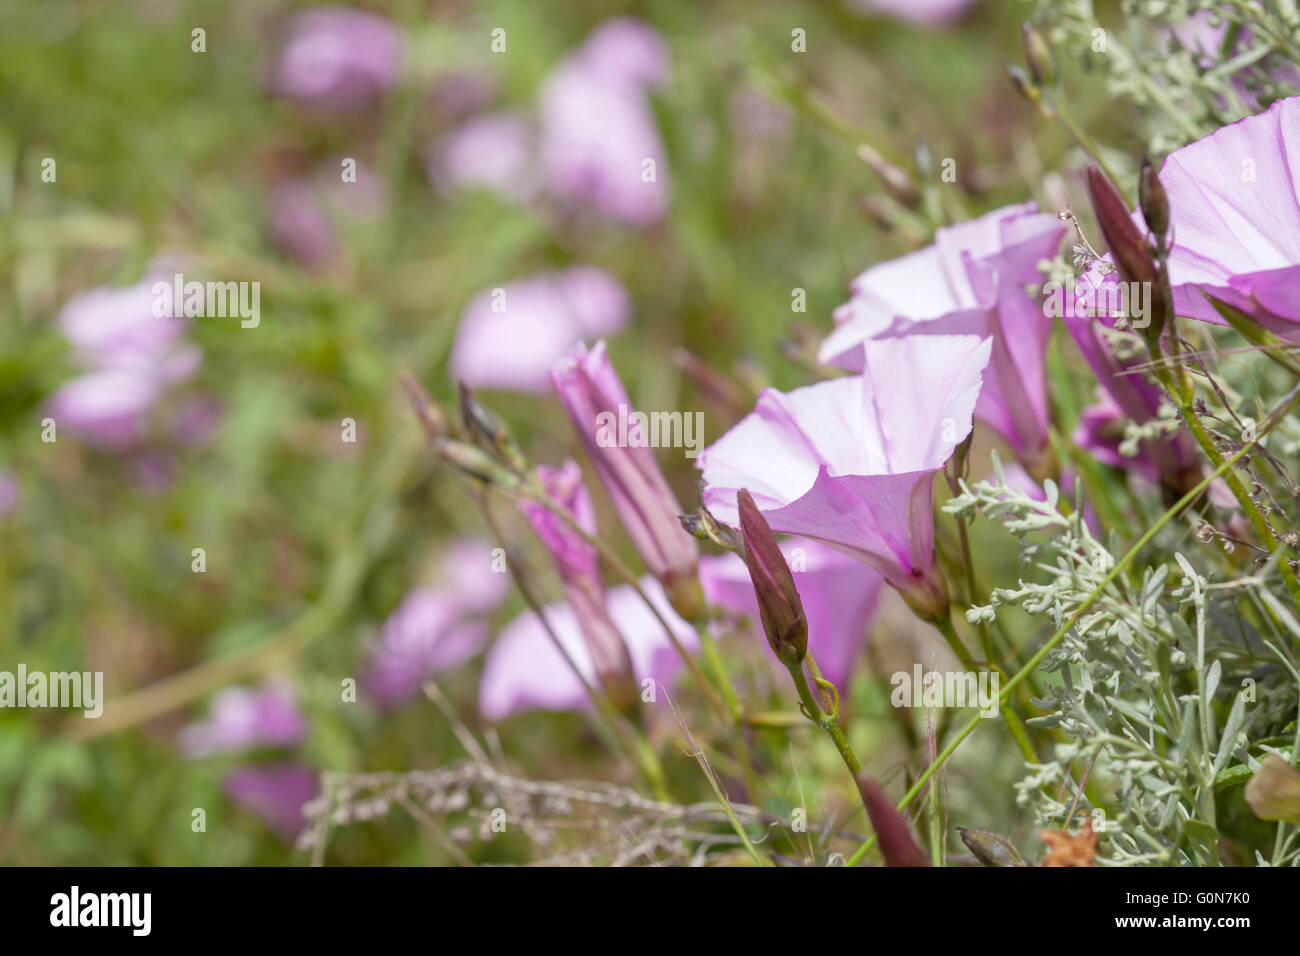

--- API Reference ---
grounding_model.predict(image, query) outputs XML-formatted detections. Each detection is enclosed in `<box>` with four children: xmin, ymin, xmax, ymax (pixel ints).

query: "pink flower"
<box><xmin>178</xmin><ymin>682</ymin><xmax>309</xmax><ymax>758</ymax></box>
<box><xmin>225</xmin><ymin>764</ymin><xmax>319</xmax><ymax>842</ymax></box>
<box><xmin>267</xmin><ymin>180</ymin><xmax>339</xmax><ymax>270</ymax></box>
<box><xmin>700</xmin><ymin>537</ymin><xmax>883</xmax><ymax>689</ymax></box>
<box><xmin>519</xmin><ymin>460</ymin><xmax>599</xmax><ymax>581</ymax></box>
<box><xmin>479</xmin><ymin>579</ymin><xmax>696</xmax><ymax>720</ymax></box>
<box><xmin>1095</xmin><ymin>97</ymin><xmax>1300</xmax><ymax>338</ymax></box>
<box><xmin>362</xmin><ymin>589</ymin><xmax>488</xmax><ymax>706</ymax></box>
<box><xmin>434</xmin><ymin>536</ymin><xmax>511</xmax><ymax>615</ymax></box>
<box><xmin>48</xmin><ymin>278</ymin><xmax>201</xmax><ymax>449</ymax></box>
<box><xmin>47</xmin><ymin>370</ymin><xmax>163</xmax><ymax>448</ymax></box>
<box><xmin>361</xmin><ymin>537</ymin><xmax>508</xmax><ymax>706</ymax></box>
<box><xmin>575</xmin><ymin>17</ymin><xmax>670</xmax><ymax>89</ymax></box>
<box><xmin>450</xmin><ymin>267</ymin><xmax>630</xmax><ymax>392</ymax></box>
<box><xmin>848</xmin><ymin>0</ymin><xmax>978</xmax><ymax>28</ymax></box>
<box><xmin>519</xmin><ymin>462</ymin><xmax>636</xmax><ymax>704</ymax></box>
<box><xmin>429</xmin><ymin>112</ymin><xmax>537</xmax><ymax>203</ymax></box>
<box><xmin>552</xmin><ymin>341</ymin><xmax>700</xmax><ymax>614</ymax></box>
<box><xmin>267</xmin><ymin>8</ymin><xmax>403</xmax><ymax>110</ymax></box>
<box><xmin>539</xmin><ymin>20</ymin><xmax>670</xmax><ymax>226</ymax></box>
<box><xmin>699</xmin><ymin>332</ymin><xmax>991</xmax><ymax>618</ymax></box>
<box><xmin>0</xmin><ymin>471</ymin><xmax>15</xmax><ymax>515</ymax></box>
<box><xmin>821</xmin><ymin>202</ymin><xmax>1064</xmax><ymax>471</ymax></box>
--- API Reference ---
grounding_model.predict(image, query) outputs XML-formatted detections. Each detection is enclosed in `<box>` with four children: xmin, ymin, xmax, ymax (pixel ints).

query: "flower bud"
<box><xmin>1085</xmin><ymin>165</ymin><xmax>1158</xmax><ymax>289</ymax></box>
<box><xmin>736</xmin><ymin>489</ymin><xmax>807</xmax><ymax>667</ymax></box>
<box><xmin>857</xmin><ymin>144</ymin><xmax>920</xmax><ymax>209</ymax></box>
<box><xmin>459</xmin><ymin>383</ymin><xmax>526</xmax><ymax>473</ymax></box>
<box><xmin>1085</xmin><ymin>165</ymin><xmax>1165</xmax><ymax>340</ymax></box>
<box><xmin>1007</xmin><ymin>64</ymin><xmax>1040</xmax><ymax>107</ymax></box>
<box><xmin>1138</xmin><ymin>155</ymin><xmax>1169</xmax><ymax>242</ymax></box>
<box><xmin>400</xmin><ymin>371</ymin><xmax>449</xmax><ymax>440</ymax></box>
<box><xmin>1021</xmin><ymin>22</ymin><xmax>1055</xmax><ymax>87</ymax></box>
<box><xmin>434</xmin><ymin>438</ymin><xmax>520</xmax><ymax>489</ymax></box>
<box><xmin>957</xmin><ymin>827</ymin><xmax>1026</xmax><ymax>867</ymax></box>
<box><xmin>553</xmin><ymin>342</ymin><xmax>699</xmax><ymax>613</ymax></box>
<box><xmin>857</xmin><ymin>774</ymin><xmax>929</xmax><ymax>867</ymax></box>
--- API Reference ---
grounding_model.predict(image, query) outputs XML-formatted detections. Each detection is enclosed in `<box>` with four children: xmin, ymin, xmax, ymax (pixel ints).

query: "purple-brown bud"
<box><xmin>1138</xmin><ymin>155</ymin><xmax>1169</xmax><ymax>242</ymax></box>
<box><xmin>857</xmin><ymin>774</ymin><xmax>930</xmax><ymax>867</ymax></box>
<box><xmin>736</xmin><ymin>489</ymin><xmax>807</xmax><ymax>668</ymax></box>
<box><xmin>1084</xmin><ymin>165</ymin><xmax>1159</xmax><ymax>290</ymax></box>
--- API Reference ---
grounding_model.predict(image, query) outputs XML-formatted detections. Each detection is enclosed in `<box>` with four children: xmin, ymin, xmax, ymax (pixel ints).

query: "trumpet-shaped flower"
<box><xmin>451</xmin><ymin>268</ymin><xmax>630</xmax><ymax>392</ymax></box>
<box><xmin>1083</xmin><ymin>97</ymin><xmax>1300</xmax><ymax>337</ymax></box>
<box><xmin>699</xmin><ymin>332</ymin><xmax>990</xmax><ymax>617</ymax></box>
<box><xmin>552</xmin><ymin>341</ymin><xmax>700</xmax><ymax>613</ymax></box>
<box><xmin>820</xmin><ymin>203</ymin><xmax>1064</xmax><ymax>470</ymax></box>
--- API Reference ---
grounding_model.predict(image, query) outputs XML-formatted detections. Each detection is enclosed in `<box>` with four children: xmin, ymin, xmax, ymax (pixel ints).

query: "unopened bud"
<box><xmin>736</xmin><ymin>489</ymin><xmax>807</xmax><ymax>667</ymax></box>
<box><xmin>857</xmin><ymin>144</ymin><xmax>920</xmax><ymax>208</ymax></box>
<box><xmin>857</xmin><ymin>774</ymin><xmax>929</xmax><ymax>867</ymax></box>
<box><xmin>958</xmin><ymin>827</ymin><xmax>1026</xmax><ymax>867</ymax></box>
<box><xmin>459</xmin><ymin>383</ymin><xmax>527</xmax><ymax>473</ymax></box>
<box><xmin>434</xmin><ymin>438</ymin><xmax>520</xmax><ymax>489</ymax></box>
<box><xmin>1138</xmin><ymin>155</ymin><xmax>1169</xmax><ymax>242</ymax></box>
<box><xmin>401</xmin><ymin>371</ymin><xmax>449</xmax><ymax>440</ymax></box>
<box><xmin>1022</xmin><ymin>22</ymin><xmax>1055</xmax><ymax>87</ymax></box>
<box><xmin>1007</xmin><ymin>64</ymin><xmax>1040</xmax><ymax>107</ymax></box>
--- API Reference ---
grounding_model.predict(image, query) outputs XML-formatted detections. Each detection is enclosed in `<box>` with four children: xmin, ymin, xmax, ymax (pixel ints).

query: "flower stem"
<box><xmin>785</xmin><ymin>656</ymin><xmax>861</xmax><ymax>779</ymax></box>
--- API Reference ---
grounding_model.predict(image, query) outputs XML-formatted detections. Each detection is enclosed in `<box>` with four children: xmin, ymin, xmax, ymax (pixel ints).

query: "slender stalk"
<box><xmin>785</xmin><ymin>655</ymin><xmax>861</xmax><ymax>778</ymax></box>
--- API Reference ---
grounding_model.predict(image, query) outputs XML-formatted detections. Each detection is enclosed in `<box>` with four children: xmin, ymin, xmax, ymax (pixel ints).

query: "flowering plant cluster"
<box><xmin>9</xmin><ymin>0</ymin><xmax>1300</xmax><ymax>870</ymax></box>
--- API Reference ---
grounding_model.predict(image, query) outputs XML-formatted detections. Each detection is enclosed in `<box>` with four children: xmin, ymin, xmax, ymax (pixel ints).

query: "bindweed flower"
<box><xmin>0</xmin><ymin>471</ymin><xmax>15</xmax><ymax>515</ymax></box>
<box><xmin>700</xmin><ymin>332</ymin><xmax>991</xmax><ymax>621</ymax></box>
<box><xmin>735</xmin><ymin>489</ymin><xmax>807</xmax><ymax>667</ymax></box>
<box><xmin>48</xmin><ymin>277</ymin><xmax>202</xmax><ymax>449</ymax></box>
<box><xmin>820</xmin><ymin>203</ymin><xmax>1064</xmax><ymax>475</ymax></box>
<box><xmin>847</xmin><ymin>0</ymin><xmax>977</xmax><ymax>28</ymax></box>
<box><xmin>700</xmin><ymin>536</ymin><xmax>883</xmax><ymax>689</ymax></box>
<box><xmin>428</xmin><ymin>112</ymin><xmax>538</xmax><ymax>203</ymax></box>
<box><xmin>857</xmin><ymin>774</ymin><xmax>930</xmax><ymax>866</ymax></box>
<box><xmin>519</xmin><ymin>461</ymin><xmax>637</xmax><ymax>713</ymax></box>
<box><xmin>178</xmin><ymin>681</ymin><xmax>309</xmax><ymax>758</ymax></box>
<box><xmin>538</xmin><ymin>19</ymin><xmax>671</xmax><ymax>226</ymax></box>
<box><xmin>224</xmin><ymin>763</ymin><xmax>319</xmax><ymax>842</ymax></box>
<box><xmin>451</xmin><ymin>268</ymin><xmax>630</xmax><ymax>392</ymax></box>
<box><xmin>552</xmin><ymin>341</ymin><xmax>701</xmax><ymax>617</ymax></box>
<box><xmin>479</xmin><ymin>578</ymin><xmax>697</xmax><ymax>720</ymax></box>
<box><xmin>267</xmin><ymin>180</ymin><xmax>339</xmax><ymax>270</ymax></box>
<box><xmin>1139</xmin><ymin>96</ymin><xmax>1300</xmax><ymax>338</ymax></box>
<box><xmin>1078</xmin><ymin>99</ymin><xmax>1300</xmax><ymax>339</ymax></box>
<box><xmin>361</xmin><ymin>537</ymin><xmax>508</xmax><ymax>707</ymax></box>
<box><xmin>266</xmin><ymin>7</ymin><xmax>403</xmax><ymax>110</ymax></box>
<box><xmin>362</xmin><ymin>589</ymin><xmax>488</xmax><ymax>706</ymax></box>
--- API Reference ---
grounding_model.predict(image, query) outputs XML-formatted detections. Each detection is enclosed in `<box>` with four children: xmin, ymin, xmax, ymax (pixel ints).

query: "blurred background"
<box><xmin>0</xmin><ymin>0</ymin><xmax>1172</xmax><ymax>864</ymax></box>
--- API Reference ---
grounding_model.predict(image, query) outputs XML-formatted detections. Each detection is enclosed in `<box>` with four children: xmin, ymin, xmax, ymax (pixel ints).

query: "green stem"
<box><xmin>786</xmin><ymin>657</ymin><xmax>861</xmax><ymax>778</ymax></box>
